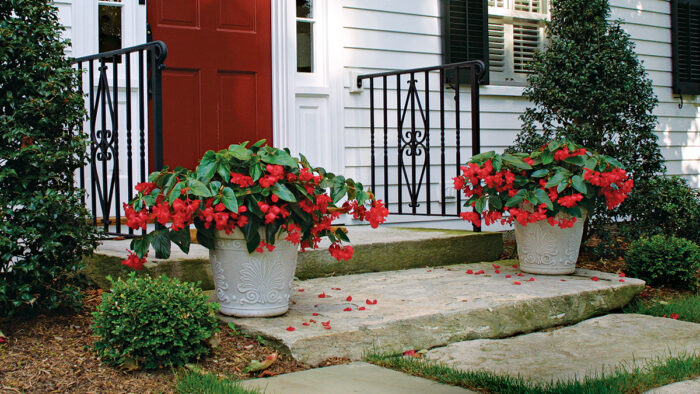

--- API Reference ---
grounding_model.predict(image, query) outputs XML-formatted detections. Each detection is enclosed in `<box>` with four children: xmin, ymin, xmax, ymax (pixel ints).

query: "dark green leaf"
<box><xmin>221</xmin><ymin>187</ymin><xmax>239</xmax><ymax>213</ymax></box>
<box><xmin>531</xmin><ymin>169</ymin><xmax>549</xmax><ymax>178</ymax></box>
<box><xmin>505</xmin><ymin>190</ymin><xmax>526</xmax><ymax>207</ymax></box>
<box><xmin>572</xmin><ymin>175</ymin><xmax>587</xmax><ymax>193</ymax></box>
<box><xmin>474</xmin><ymin>196</ymin><xmax>486</xmax><ymax>213</ymax></box>
<box><xmin>564</xmin><ymin>155</ymin><xmax>585</xmax><ymax>166</ymax></box>
<box><xmin>502</xmin><ymin>153</ymin><xmax>532</xmax><ymax>169</ymax></box>
<box><xmin>169</xmin><ymin>228</ymin><xmax>191</xmax><ymax>254</ymax></box>
<box><xmin>272</xmin><ymin>183</ymin><xmax>297</xmax><ymax>202</ymax></box>
<box><xmin>130</xmin><ymin>235</ymin><xmax>151</xmax><ymax>258</ymax></box>
<box><xmin>150</xmin><ymin>230</ymin><xmax>171</xmax><ymax>259</ymax></box>
<box><xmin>228</xmin><ymin>144</ymin><xmax>252</xmax><ymax>161</ymax></box>
<box><xmin>542</xmin><ymin>150</ymin><xmax>554</xmax><ymax>165</ymax></box>
<box><xmin>196</xmin><ymin>151</ymin><xmax>217</xmax><ymax>180</ymax></box>
<box><xmin>488</xmin><ymin>195</ymin><xmax>503</xmax><ymax>210</ymax></box>
<box><xmin>243</xmin><ymin>221</ymin><xmax>261</xmax><ymax>253</ymax></box>
<box><xmin>534</xmin><ymin>188</ymin><xmax>553</xmax><ymax>210</ymax></box>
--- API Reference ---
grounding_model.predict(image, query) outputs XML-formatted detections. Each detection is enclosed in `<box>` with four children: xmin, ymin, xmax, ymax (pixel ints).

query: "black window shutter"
<box><xmin>442</xmin><ymin>0</ymin><xmax>489</xmax><ymax>85</ymax></box>
<box><xmin>672</xmin><ymin>0</ymin><xmax>700</xmax><ymax>94</ymax></box>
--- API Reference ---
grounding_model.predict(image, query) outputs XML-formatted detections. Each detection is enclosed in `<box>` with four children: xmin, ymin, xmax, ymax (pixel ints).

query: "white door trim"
<box><xmin>271</xmin><ymin>0</ymin><xmax>296</xmax><ymax>151</ymax></box>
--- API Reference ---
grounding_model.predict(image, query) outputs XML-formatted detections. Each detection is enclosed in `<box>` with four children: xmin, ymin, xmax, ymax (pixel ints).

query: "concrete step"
<box><xmin>425</xmin><ymin>314</ymin><xmax>700</xmax><ymax>384</ymax></box>
<box><xmin>216</xmin><ymin>261</ymin><xmax>644</xmax><ymax>366</ymax></box>
<box><xmin>87</xmin><ymin>226</ymin><xmax>502</xmax><ymax>289</ymax></box>
<box><xmin>240</xmin><ymin>362</ymin><xmax>473</xmax><ymax>394</ymax></box>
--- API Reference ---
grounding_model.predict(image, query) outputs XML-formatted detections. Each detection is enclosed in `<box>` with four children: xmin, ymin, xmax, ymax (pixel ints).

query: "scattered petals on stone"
<box><xmin>466</xmin><ymin>269</ymin><xmax>474</xmax><ymax>274</ymax></box>
<box><xmin>286</xmin><ymin>326</ymin><xmax>295</xmax><ymax>332</ymax></box>
<box><xmin>343</xmin><ymin>307</ymin><xmax>352</xmax><ymax>312</ymax></box>
<box><xmin>505</xmin><ymin>275</ymin><xmax>512</xmax><ymax>278</ymax></box>
<box><xmin>528</xmin><ymin>277</ymin><xmax>535</xmax><ymax>282</ymax></box>
<box><xmin>513</xmin><ymin>281</ymin><xmax>522</xmax><ymax>285</ymax></box>
<box><xmin>591</xmin><ymin>277</ymin><xmax>600</xmax><ymax>282</ymax></box>
<box><xmin>346</xmin><ymin>296</ymin><xmax>352</xmax><ymax>302</ymax></box>
<box><xmin>318</xmin><ymin>293</ymin><xmax>327</xmax><ymax>298</ymax></box>
<box><xmin>359</xmin><ymin>307</ymin><xmax>366</xmax><ymax>311</ymax></box>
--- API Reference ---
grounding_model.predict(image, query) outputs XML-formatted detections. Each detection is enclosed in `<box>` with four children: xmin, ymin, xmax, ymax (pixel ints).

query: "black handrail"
<box><xmin>356</xmin><ymin>60</ymin><xmax>485</xmax><ymax>229</ymax></box>
<box><xmin>71</xmin><ymin>41</ymin><xmax>167</xmax><ymax>237</ymax></box>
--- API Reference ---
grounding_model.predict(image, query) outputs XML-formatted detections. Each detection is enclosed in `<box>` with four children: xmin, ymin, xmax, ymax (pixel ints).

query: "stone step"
<box><xmin>87</xmin><ymin>226</ymin><xmax>502</xmax><ymax>288</ymax></box>
<box><xmin>216</xmin><ymin>261</ymin><xmax>644</xmax><ymax>366</ymax></box>
<box><xmin>240</xmin><ymin>362</ymin><xmax>473</xmax><ymax>394</ymax></box>
<box><xmin>425</xmin><ymin>314</ymin><xmax>700</xmax><ymax>384</ymax></box>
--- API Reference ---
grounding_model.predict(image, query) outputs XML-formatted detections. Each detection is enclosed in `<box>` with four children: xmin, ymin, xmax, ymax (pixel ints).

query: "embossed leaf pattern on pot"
<box><xmin>237</xmin><ymin>253</ymin><xmax>287</xmax><ymax>305</ymax></box>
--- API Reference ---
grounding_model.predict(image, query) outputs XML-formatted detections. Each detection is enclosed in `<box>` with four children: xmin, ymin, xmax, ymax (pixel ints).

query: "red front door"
<box><xmin>148</xmin><ymin>0</ymin><xmax>272</xmax><ymax>170</ymax></box>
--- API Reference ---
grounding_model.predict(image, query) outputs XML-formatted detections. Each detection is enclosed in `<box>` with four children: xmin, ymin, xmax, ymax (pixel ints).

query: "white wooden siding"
<box><xmin>341</xmin><ymin>0</ymin><xmax>700</xmax><ymax>200</ymax></box>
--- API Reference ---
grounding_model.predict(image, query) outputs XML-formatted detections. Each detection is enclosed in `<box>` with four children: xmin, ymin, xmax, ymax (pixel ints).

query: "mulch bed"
<box><xmin>0</xmin><ymin>289</ymin><xmax>349</xmax><ymax>393</ymax></box>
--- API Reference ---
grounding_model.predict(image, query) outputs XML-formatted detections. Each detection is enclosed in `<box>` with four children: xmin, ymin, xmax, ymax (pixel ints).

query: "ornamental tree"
<box><xmin>509</xmin><ymin>0</ymin><xmax>665</xmax><ymax>248</ymax></box>
<box><xmin>0</xmin><ymin>1</ymin><xmax>96</xmax><ymax>316</ymax></box>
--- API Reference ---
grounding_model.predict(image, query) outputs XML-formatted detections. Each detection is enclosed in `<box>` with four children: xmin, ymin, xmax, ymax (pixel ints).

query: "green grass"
<box><xmin>175</xmin><ymin>370</ymin><xmax>260</xmax><ymax>394</ymax></box>
<box><xmin>623</xmin><ymin>294</ymin><xmax>700</xmax><ymax>323</ymax></box>
<box><xmin>366</xmin><ymin>352</ymin><xmax>700</xmax><ymax>394</ymax></box>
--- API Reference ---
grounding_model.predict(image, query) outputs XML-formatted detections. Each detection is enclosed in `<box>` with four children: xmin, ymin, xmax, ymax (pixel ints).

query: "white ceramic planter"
<box><xmin>514</xmin><ymin>212</ymin><xmax>586</xmax><ymax>275</ymax></box>
<box><xmin>209</xmin><ymin>229</ymin><xmax>298</xmax><ymax>317</ymax></box>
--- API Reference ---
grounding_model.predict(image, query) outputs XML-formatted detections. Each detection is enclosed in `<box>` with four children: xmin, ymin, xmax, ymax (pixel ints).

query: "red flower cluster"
<box><xmin>347</xmin><ymin>199</ymin><xmax>389</xmax><ymax>228</ymax></box>
<box><xmin>230</xmin><ymin>172</ymin><xmax>254</xmax><ymax>187</ymax></box>
<box><xmin>583</xmin><ymin>168</ymin><xmax>634</xmax><ymax>209</ymax></box>
<box><xmin>329</xmin><ymin>243</ymin><xmax>354</xmax><ymax>261</ymax></box>
<box><xmin>554</xmin><ymin>146</ymin><xmax>586</xmax><ymax>161</ymax></box>
<box><xmin>121</xmin><ymin>249</ymin><xmax>147</xmax><ymax>270</ymax></box>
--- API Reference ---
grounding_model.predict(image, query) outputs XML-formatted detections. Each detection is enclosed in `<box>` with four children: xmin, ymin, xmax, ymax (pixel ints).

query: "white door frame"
<box><xmin>270</xmin><ymin>0</ymin><xmax>344</xmax><ymax>174</ymax></box>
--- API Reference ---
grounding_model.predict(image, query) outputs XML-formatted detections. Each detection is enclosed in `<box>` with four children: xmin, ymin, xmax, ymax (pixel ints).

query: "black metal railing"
<box><xmin>356</xmin><ymin>61</ymin><xmax>486</xmax><ymax>224</ymax></box>
<box><xmin>71</xmin><ymin>41</ymin><xmax>167</xmax><ymax>237</ymax></box>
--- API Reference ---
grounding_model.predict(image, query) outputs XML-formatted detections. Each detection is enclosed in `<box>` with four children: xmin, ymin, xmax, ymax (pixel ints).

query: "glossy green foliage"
<box><xmin>92</xmin><ymin>273</ymin><xmax>220</xmax><ymax>369</ymax></box>
<box><xmin>0</xmin><ymin>0</ymin><xmax>96</xmax><ymax>316</ymax></box>
<box><xmin>626</xmin><ymin>235</ymin><xmax>700</xmax><ymax>290</ymax></box>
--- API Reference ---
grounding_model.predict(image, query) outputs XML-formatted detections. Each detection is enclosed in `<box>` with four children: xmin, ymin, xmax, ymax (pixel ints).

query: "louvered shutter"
<box><xmin>512</xmin><ymin>19</ymin><xmax>539</xmax><ymax>73</ymax></box>
<box><xmin>442</xmin><ymin>0</ymin><xmax>490</xmax><ymax>84</ymax></box>
<box><xmin>672</xmin><ymin>0</ymin><xmax>700</xmax><ymax>94</ymax></box>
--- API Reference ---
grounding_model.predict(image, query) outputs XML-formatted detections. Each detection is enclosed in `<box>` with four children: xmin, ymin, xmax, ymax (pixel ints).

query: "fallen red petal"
<box><xmin>358</xmin><ymin>307</ymin><xmax>366</xmax><ymax>311</ymax></box>
<box><xmin>493</xmin><ymin>264</ymin><xmax>500</xmax><ymax>269</ymax></box>
<box><xmin>403</xmin><ymin>350</ymin><xmax>417</xmax><ymax>356</ymax></box>
<box><xmin>309</xmin><ymin>319</ymin><xmax>317</xmax><ymax>323</ymax></box>
<box><xmin>298</xmin><ymin>289</ymin><xmax>305</xmax><ymax>292</ymax></box>
<box><xmin>466</xmin><ymin>269</ymin><xmax>474</xmax><ymax>274</ymax></box>
<box><xmin>560</xmin><ymin>279</ymin><xmax>567</xmax><ymax>282</ymax></box>
<box><xmin>670</xmin><ymin>313</ymin><xmax>680</xmax><ymax>320</ymax></box>
<box><xmin>346</xmin><ymin>296</ymin><xmax>352</xmax><ymax>301</ymax></box>
<box><xmin>591</xmin><ymin>277</ymin><xmax>599</xmax><ymax>282</ymax></box>
<box><xmin>324</xmin><ymin>326</ymin><xmax>332</xmax><ymax>330</ymax></box>
<box><xmin>331</xmin><ymin>287</ymin><xmax>341</xmax><ymax>290</ymax></box>
<box><xmin>505</xmin><ymin>275</ymin><xmax>512</xmax><ymax>278</ymax></box>
<box><xmin>343</xmin><ymin>307</ymin><xmax>352</xmax><ymax>312</ymax></box>
<box><xmin>318</xmin><ymin>293</ymin><xmax>327</xmax><ymax>298</ymax></box>
<box><xmin>619</xmin><ymin>272</ymin><xmax>626</xmax><ymax>277</ymax></box>
<box><xmin>302</xmin><ymin>322</ymin><xmax>310</xmax><ymax>326</ymax></box>
<box><xmin>312</xmin><ymin>312</ymin><xmax>319</xmax><ymax>316</ymax></box>
<box><xmin>517</xmin><ymin>273</ymin><xmax>524</xmax><ymax>277</ymax></box>
<box><xmin>528</xmin><ymin>277</ymin><xmax>535</xmax><ymax>282</ymax></box>
<box><xmin>512</xmin><ymin>264</ymin><xmax>518</xmax><ymax>268</ymax></box>
<box><xmin>619</xmin><ymin>279</ymin><xmax>625</xmax><ymax>282</ymax></box>
<box><xmin>494</xmin><ymin>270</ymin><xmax>500</xmax><ymax>274</ymax></box>
<box><xmin>427</xmin><ymin>269</ymin><xmax>432</xmax><ymax>272</ymax></box>
<box><xmin>513</xmin><ymin>281</ymin><xmax>521</xmax><ymax>285</ymax></box>
<box><xmin>321</xmin><ymin>321</ymin><xmax>331</xmax><ymax>326</ymax></box>
<box><xmin>286</xmin><ymin>326</ymin><xmax>295</xmax><ymax>331</ymax></box>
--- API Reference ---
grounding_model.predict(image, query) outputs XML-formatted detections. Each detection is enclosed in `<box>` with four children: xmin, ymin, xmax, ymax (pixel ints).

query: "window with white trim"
<box><xmin>487</xmin><ymin>0</ymin><xmax>548</xmax><ymax>85</ymax></box>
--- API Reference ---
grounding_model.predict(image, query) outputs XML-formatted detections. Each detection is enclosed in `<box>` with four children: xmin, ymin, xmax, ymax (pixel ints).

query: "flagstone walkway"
<box><xmin>217</xmin><ymin>262</ymin><xmax>643</xmax><ymax>365</ymax></box>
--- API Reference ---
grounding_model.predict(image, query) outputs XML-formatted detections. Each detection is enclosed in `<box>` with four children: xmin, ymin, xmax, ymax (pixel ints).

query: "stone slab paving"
<box><xmin>240</xmin><ymin>362</ymin><xmax>473</xmax><ymax>394</ymax></box>
<box><xmin>91</xmin><ymin>227</ymin><xmax>501</xmax><ymax>285</ymax></box>
<box><xmin>645</xmin><ymin>377</ymin><xmax>700</xmax><ymax>393</ymax></box>
<box><xmin>218</xmin><ymin>263</ymin><xmax>644</xmax><ymax>365</ymax></box>
<box><xmin>425</xmin><ymin>314</ymin><xmax>700</xmax><ymax>384</ymax></box>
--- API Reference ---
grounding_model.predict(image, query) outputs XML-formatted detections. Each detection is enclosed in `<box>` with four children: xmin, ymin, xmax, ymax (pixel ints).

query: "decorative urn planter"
<box><xmin>210</xmin><ymin>229</ymin><xmax>298</xmax><ymax>317</ymax></box>
<box><xmin>514</xmin><ymin>212</ymin><xmax>586</xmax><ymax>275</ymax></box>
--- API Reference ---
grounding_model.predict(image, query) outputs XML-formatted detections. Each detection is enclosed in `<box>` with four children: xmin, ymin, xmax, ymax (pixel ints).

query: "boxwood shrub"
<box><xmin>92</xmin><ymin>273</ymin><xmax>219</xmax><ymax>369</ymax></box>
<box><xmin>626</xmin><ymin>235</ymin><xmax>700</xmax><ymax>290</ymax></box>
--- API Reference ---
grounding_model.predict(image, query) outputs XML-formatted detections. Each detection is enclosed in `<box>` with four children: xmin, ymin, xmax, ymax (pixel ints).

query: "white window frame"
<box><xmin>295</xmin><ymin>0</ymin><xmax>328</xmax><ymax>88</ymax></box>
<box><xmin>488</xmin><ymin>0</ymin><xmax>549</xmax><ymax>86</ymax></box>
